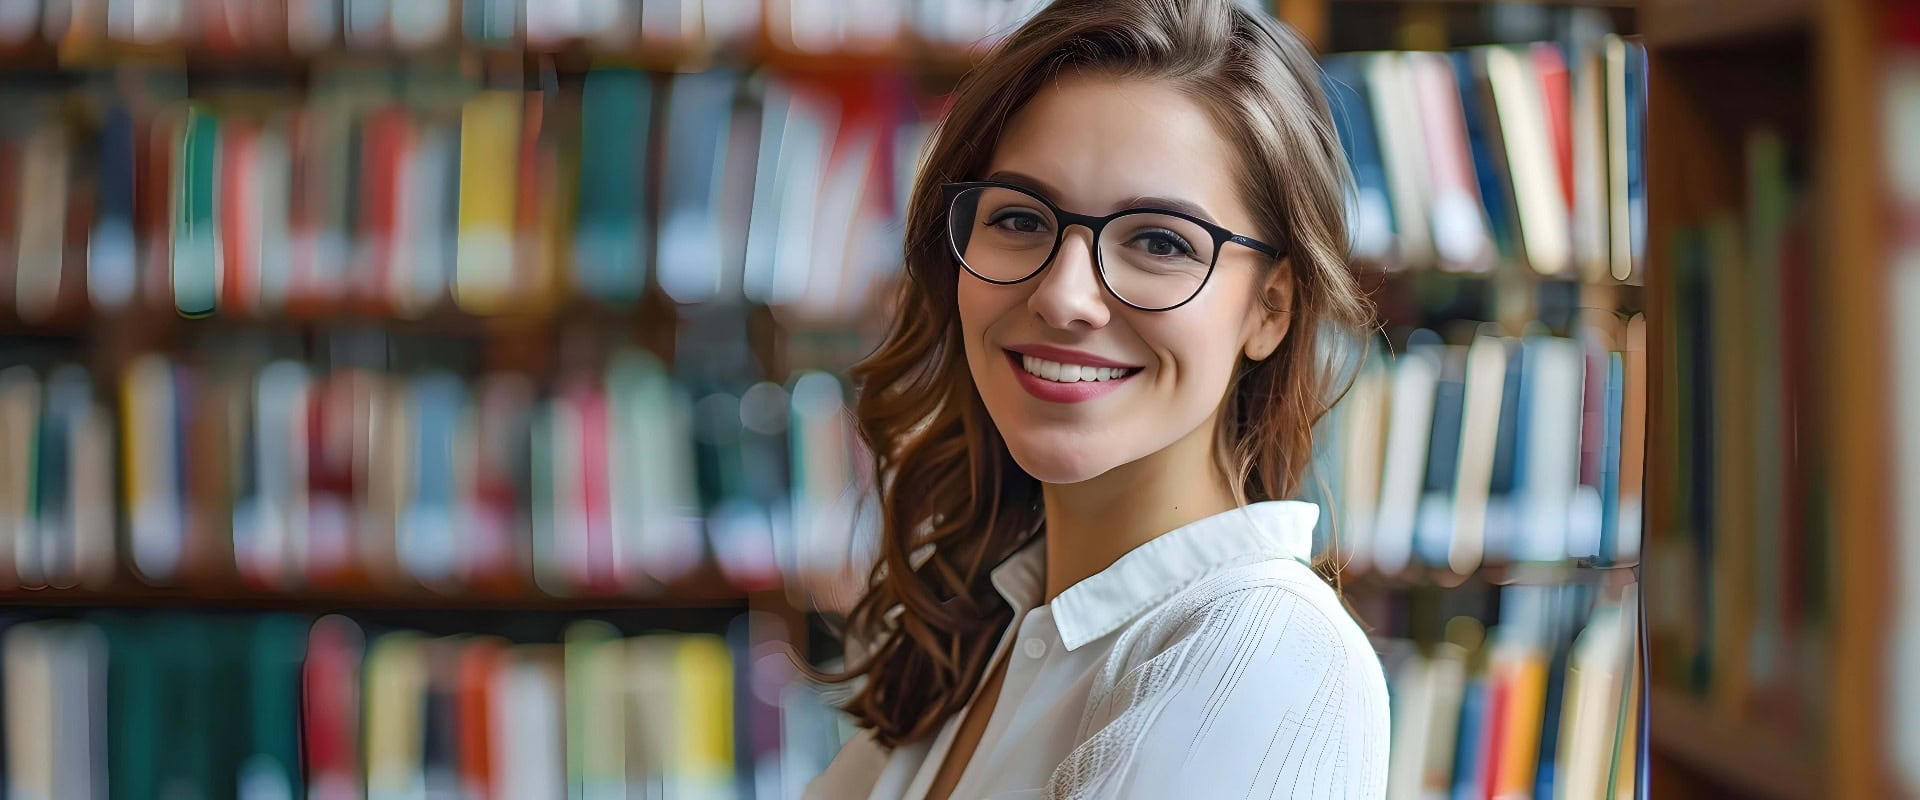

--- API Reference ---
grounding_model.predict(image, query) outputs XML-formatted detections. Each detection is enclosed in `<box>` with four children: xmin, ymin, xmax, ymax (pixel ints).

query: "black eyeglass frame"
<box><xmin>940</xmin><ymin>180</ymin><xmax>1287</xmax><ymax>312</ymax></box>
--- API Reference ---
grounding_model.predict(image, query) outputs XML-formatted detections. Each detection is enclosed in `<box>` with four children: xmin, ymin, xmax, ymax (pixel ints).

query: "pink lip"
<box><xmin>1004</xmin><ymin>349</ymin><xmax>1138</xmax><ymax>404</ymax></box>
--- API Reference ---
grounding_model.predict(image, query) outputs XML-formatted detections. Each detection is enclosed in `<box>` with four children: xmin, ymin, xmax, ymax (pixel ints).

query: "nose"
<box><xmin>1027</xmin><ymin>225</ymin><xmax>1111</xmax><ymax>331</ymax></box>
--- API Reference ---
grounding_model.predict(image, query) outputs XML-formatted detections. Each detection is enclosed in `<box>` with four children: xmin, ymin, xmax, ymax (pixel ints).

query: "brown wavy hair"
<box><xmin>803</xmin><ymin>0</ymin><xmax>1374</xmax><ymax>749</ymax></box>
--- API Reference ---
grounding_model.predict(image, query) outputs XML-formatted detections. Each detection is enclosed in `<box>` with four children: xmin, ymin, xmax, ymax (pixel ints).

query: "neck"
<box><xmin>1039</xmin><ymin>420</ymin><xmax>1239</xmax><ymax>603</ymax></box>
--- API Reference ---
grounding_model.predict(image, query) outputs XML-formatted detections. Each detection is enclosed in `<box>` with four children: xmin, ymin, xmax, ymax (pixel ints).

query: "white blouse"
<box><xmin>803</xmin><ymin>500</ymin><xmax>1391</xmax><ymax>800</ymax></box>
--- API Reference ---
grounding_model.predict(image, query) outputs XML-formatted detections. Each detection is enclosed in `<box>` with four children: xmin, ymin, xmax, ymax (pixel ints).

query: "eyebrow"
<box><xmin>983</xmin><ymin>170</ymin><xmax>1222</xmax><ymax>225</ymax></box>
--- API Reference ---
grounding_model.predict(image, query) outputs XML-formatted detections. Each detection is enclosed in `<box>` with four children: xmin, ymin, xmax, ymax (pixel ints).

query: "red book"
<box><xmin>137</xmin><ymin>111</ymin><xmax>178</xmax><ymax>308</ymax></box>
<box><xmin>357</xmin><ymin>108</ymin><xmax>409</xmax><ymax>312</ymax></box>
<box><xmin>302</xmin><ymin>616</ymin><xmax>365</xmax><ymax>800</ymax></box>
<box><xmin>220</xmin><ymin>119</ymin><xmax>258</xmax><ymax>313</ymax></box>
<box><xmin>456</xmin><ymin>638</ymin><xmax>506</xmax><ymax>800</ymax></box>
<box><xmin>1531</xmin><ymin>44</ymin><xmax>1574</xmax><ymax>211</ymax></box>
<box><xmin>1480</xmin><ymin>662</ymin><xmax>1513</xmax><ymax>800</ymax></box>
<box><xmin>574</xmin><ymin>383</ymin><xmax>616</xmax><ymax>592</ymax></box>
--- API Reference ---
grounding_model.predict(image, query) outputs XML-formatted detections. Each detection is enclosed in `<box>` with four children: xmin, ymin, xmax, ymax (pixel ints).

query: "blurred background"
<box><xmin>0</xmin><ymin>0</ymin><xmax>1908</xmax><ymax>798</ymax></box>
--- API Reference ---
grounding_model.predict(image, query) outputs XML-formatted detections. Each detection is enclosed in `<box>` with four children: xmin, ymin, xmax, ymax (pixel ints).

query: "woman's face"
<box><xmin>957</xmin><ymin>73</ymin><xmax>1291</xmax><ymax>485</ymax></box>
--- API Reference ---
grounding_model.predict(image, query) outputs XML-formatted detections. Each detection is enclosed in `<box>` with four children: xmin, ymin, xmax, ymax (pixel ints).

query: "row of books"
<box><xmin>0</xmin><ymin>0</ymin><xmax>1049</xmax><ymax>57</ymax></box>
<box><xmin>1379</xmin><ymin>583</ymin><xmax>1642</xmax><ymax>800</ymax></box>
<box><xmin>0</xmin><ymin>351</ymin><xmax>878</xmax><ymax>600</ymax></box>
<box><xmin>1321</xmin><ymin>31</ymin><xmax>1647</xmax><ymax>281</ymax></box>
<box><xmin>0</xmin><ymin>67</ymin><xmax>928</xmax><ymax>323</ymax></box>
<box><xmin>1646</xmin><ymin>127</ymin><xmax>1824</xmax><ymax>744</ymax></box>
<box><xmin>1310</xmin><ymin>319</ymin><xmax>1647</xmax><ymax>578</ymax></box>
<box><xmin>0</xmin><ymin>610</ymin><xmax>851</xmax><ymax>799</ymax></box>
<box><xmin>1892</xmin><ymin>17</ymin><xmax>1920</xmax><ymax>792</ymax></box>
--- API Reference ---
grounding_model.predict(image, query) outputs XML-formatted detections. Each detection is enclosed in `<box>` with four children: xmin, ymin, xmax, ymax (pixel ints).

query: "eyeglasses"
<box><xmin>941</xmin><ymin>181</ymin><xmax>1285</xmax><ymax>312</ymax></box>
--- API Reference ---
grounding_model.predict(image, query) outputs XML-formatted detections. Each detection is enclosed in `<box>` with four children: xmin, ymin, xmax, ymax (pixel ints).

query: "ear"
<box><xmin>1243</xmin><ymin>263</ymin><xmax>1294</xmax><ymax>362</ymax></box>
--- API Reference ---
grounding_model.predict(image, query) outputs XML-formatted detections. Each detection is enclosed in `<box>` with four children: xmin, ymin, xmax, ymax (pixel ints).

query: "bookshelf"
<box><xmin>0</xmin><ymin>0</ymin><xmax>1660</xmax><ymax>797</ymax></box>
<box><xmin>1640</xmin><ymin>0</ymin><xmax>1901</xmax><ymax>797</ymax></box>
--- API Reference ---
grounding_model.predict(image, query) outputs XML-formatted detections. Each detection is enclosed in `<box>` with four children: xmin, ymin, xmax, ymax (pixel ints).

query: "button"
<box><xmin>1022</xmin><ymin>638</ymin><xmax>1048</xmax><ymax>659</ymax></box>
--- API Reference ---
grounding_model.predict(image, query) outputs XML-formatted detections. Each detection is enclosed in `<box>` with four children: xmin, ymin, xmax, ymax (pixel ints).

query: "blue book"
<box><xmin>404</xmin><ymin>373</ymin><xmax>463</xmax><ymax>585</ymax></box>
<box><xmin>91</xmin><ymin>102</ymin><xmax>138</xmax><ymax>309</ymax></box>
<box><xmin>574</xmin><ymin>69</ymin><xmax>653</xmax><ymax>304</ymax></box>
<box><xmin>1598</xmin><ymin>353</ymin><xmax>1625</xmax><ymax>565</ymax></box>
<box><xmin>1453</xmin><ymin>50</ymin><xmax>1518</xmax><ymax>261</ymax></box>
<box><xmin>656</xmin><ymin>71</ymin><xmax>738</xmax><ymax>304</ymax></box>
<box><xmin>1320</xmin><ymin>54</ymin><xmax>1395</xmax><ymax>261</ymax></box>
<box><xmin>1453</xmin><ymin>676</ymin><xmax>1489</xmax><ymax>799</ymax></box>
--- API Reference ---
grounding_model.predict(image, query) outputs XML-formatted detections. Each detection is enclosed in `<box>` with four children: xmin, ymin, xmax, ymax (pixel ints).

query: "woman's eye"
<box><xmin>986</xmin><ymin>211</ymin><xmax>1049</xmax><ymax>234</ymax></box>
<box><xmin>1134</xmin><ymin>230</ymin><xmax>1196</xmax><ymax>257</ymax></box>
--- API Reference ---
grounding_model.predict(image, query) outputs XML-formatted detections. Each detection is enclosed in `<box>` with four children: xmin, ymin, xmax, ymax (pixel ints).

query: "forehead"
<box><xmin>986</xmin><ymin>72</ymin><xmax>1248</xmax><ymax>223</ymax></box>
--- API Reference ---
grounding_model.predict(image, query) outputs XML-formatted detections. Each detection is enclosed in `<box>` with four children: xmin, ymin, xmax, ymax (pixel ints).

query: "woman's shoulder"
<box><xmin>1110</xmin><ymin>555</ymin><xmax>1384</xmax><ymax>684</ymax></box>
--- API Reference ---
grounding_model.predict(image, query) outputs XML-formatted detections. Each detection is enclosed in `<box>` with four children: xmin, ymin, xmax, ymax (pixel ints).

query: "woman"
<box><xmin>804</xmin><ymin>0</ymin><xmax>1389</xmax><ymax>797</ymax></box>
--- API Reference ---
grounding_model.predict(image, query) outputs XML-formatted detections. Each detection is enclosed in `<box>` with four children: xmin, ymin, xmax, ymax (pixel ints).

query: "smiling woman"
<box><xmin>800</xmin><ymin>0</ymin><xmax>1389</xmax><ymax>798</ymax></box>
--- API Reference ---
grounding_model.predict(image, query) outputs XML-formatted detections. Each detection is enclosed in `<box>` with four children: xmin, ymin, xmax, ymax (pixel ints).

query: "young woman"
<box><xmin>804</xmin><ymin>0</ymin><xmax>1389</xmax><ymax>797</ymax></box>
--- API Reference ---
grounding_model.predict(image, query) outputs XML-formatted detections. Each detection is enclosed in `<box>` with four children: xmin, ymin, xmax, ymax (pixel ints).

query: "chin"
<box><xmin>1000</xmin><ymin>430</ymin><xmax>1124</xmax><ymax>485</ymax></box>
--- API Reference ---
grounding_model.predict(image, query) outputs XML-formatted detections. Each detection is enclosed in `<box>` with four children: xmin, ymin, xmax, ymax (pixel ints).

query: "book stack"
<box><xmin>1378</xmin><ymin>583</ymin><xmax>1642</xmax><ymax>800</ymax></box>
<box><xmin>1321</xmin><ymin>31</ymin><xmax>1646</xmax><ymax>280</ymax></box>
<box><xmin>0</xmin><ymin>609</ymin><xmax>854</xmax><ymax>799</ymax></box>
<box><xmin>0</xmin><ymin>0</ymin><xmax>1049</xmax><ymax>60</ymax></box>
<box><xmin>1310</xmin><ymin>320</ymin><xmax>1646</xmax><ymax>579</ymax></box>
<box><xmin>1646</xmin><ymin>124</ymin><xmax>1823</xmax><ymax>754</ymax></box>
<box><xmin>0</xmin><ymin>66</ymin><xmax>932</xmax><ymax>324</ymax></box>
<box><xmin>0</xmin><ymin>353</ymin><xmax>881</xmax><ymax>601</ymax></box>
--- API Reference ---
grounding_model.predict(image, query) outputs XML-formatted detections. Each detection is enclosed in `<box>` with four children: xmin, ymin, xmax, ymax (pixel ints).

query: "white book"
<box><xmin>1556</xmin><ymin>603</ymin><xmax>1627</xmax><ymax>800</ymax></box>
<box><xmin>1451</xmin><ymin>331</ymin><xmax>1508</xmax><ymax>576</ymax></box>
<box><xmin>1366</xmin><ymin>53</ymin><xmax>1435</xmax><ymax>270</ymax></box>
<box><xmin>1373</xmin><ymin>341</ymin><xmax>1440</xmax><ymax>575</ymax></box>
<box><xmin>1421</xmin><ymin>641</ymin><xmax>1471</xmax><ymax>799</ymax></box>
<box><xmin>1605</xmin><ymin>35</ymin><xmax>1633</xmax><ymax>282</ymax></box>
<box><xmin>48</xmin><ymin>622</ymin><xmax>106</xmax><ymax>800</ymax></box>
<box><xmin>770</xmin><ymin>95</ymin><xmax>836</xmax><ymax>309</ymax></box>
<box><xmin>245</xmin><ymin>361</ymin><xmax>310</xmax><ymax>587</ymax></box>
<box><xmin>1384</xmin><ymin>643</ymin><xmax>1432</xmax><ymax>800</ymax></box>
<box><xmin>1514</xmin><ymin>336</ymin><xmax>1584</xmax><ymax>564</ymax></box>
<box><xmin>503</xmin><ymin>648</ymin><xmax>560</xmax><ymax>798</ymax></box>
<box><xmin>1485</xmin><ymin>46</ymin><xmax>1572</xmax><ymax>277</ymax></box>
<box><xmin>4</xmin><ymin>622</ymin><xmax>55</xmax><ymax>800</ymax></box>
<box><xmin>1337</xmin><ymin>358</ymin><xmax>1388</xmax><ymax>574</ymax></box>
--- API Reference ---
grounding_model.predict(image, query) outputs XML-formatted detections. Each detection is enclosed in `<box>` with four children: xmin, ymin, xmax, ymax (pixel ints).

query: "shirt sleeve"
<box><xmin>1045</xmin><ymin>584</ymin><xmax>1392</xmax><ymax>800</ymax></box>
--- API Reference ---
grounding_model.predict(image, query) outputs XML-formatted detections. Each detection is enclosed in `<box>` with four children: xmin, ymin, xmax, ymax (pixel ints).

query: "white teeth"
<box><xmin>1018</xmin><ymin>354</ymin><xmax>1134</xmax><ymax>383</ymax></box>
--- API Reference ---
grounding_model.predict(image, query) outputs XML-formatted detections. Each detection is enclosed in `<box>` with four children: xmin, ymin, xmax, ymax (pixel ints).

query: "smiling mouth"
<box><xmin>1009</xmin><ymin>351</ymin><xmax>1143</xmax><ymax>384</ymax></box>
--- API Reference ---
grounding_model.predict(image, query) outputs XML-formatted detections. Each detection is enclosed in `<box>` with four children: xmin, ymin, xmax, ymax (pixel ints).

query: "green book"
<box><xmin>243</xmin><ymin>615</ymin><xmax>308</xmax><ymax>799</ymax></box>
<box><xmin>172</xmin><ymin>105</ymin><xmax>221</xmax><ymax>317</ymax></box>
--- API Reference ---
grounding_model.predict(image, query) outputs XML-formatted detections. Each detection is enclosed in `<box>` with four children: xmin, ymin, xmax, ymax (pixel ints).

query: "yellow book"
<box><xmin>455</xmin><ymin>90</ymin><xmax>522</xmax><ymax>314</ymax></box>
<box><xmin>364</xmin><ymin>632</ymin><xmax>427</xmax><ymax>796</ymax></box>
<box><xmin>1493</xmin><ymin>644</ymin><xmax>1549</xmax><ymax>799</ymax></box>
<box><xmin>676</xmin><ymin>634</ymin><xmax>735</xmax><ymax>795</ymax></box>
<box><xmin>566</xmin><ymin>620</ymin><xmax>628</xmax><ymax>797</ymax></box>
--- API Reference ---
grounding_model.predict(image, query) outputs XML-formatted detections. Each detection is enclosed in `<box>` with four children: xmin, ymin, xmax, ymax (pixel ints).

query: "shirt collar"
<box><xmin>987</xmin><ymin>501</ymin><xmax>1320</xmax><ymax>652</ymax></box>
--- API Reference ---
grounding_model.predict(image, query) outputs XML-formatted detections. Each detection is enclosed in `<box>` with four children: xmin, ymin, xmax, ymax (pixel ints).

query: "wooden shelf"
<box><xmin>1347</xmin><ymin>559</ymin><xmax>1641</xmax><ymax>590</ymax></box>
<box><xmin>1644</xmin><ymin>0</ymin><xmax>1809</xmax><ymax>49</ymax></box>
<box><xmin>1649</xmin><ymin>687</ymin><xmax>1822</xmax><ymax>800</ymax></box>
<box><xmin>0</xmin><ymin>581</ymin><xmax>750</xmax><ymax>612</ymax></box>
